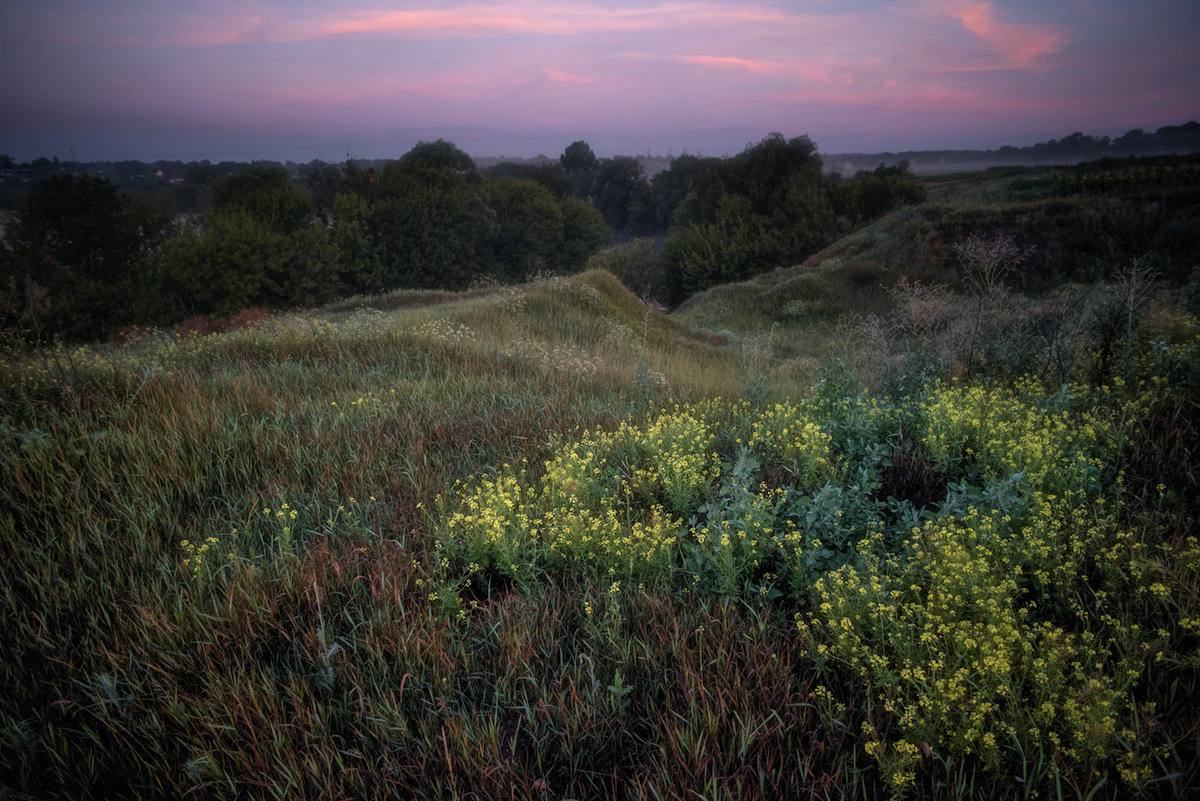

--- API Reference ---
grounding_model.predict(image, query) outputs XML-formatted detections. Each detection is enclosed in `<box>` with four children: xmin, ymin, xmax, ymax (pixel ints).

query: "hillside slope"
<box><xmin>2</xmin><ymin>168</ymin><xmax>1198</xmax><ymax>800</ymax></box>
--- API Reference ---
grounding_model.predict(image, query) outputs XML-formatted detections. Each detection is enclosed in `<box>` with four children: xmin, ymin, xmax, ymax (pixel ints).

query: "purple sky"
<box><xmin>2</xmin><ymin>0</ymin><xmax>1197</xmax><ymax>162</ymax></box>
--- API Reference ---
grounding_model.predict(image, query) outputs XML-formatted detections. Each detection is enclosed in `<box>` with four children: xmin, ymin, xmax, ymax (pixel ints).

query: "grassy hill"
<box><xmin>2</xmin><ymin>166</ymin><xmax>1198</xmax><ymax>799</ymax></box>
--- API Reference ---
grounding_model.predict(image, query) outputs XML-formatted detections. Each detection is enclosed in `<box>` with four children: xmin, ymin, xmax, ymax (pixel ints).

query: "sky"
<box><xmin>1</xmin><ymin>0</ymin><xmax>1197</xmax><ymax>163</ymax></box>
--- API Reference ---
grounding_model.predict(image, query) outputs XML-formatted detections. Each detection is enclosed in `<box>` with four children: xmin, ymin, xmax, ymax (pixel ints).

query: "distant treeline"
<box><xmin>825</xmin><ymin>121</ymin><xmax>1200</xmax><ymax>173</ymax></box>
<box><xmin>1</xmin><ymin>134</ymin><xmax>927</xmax><ymax>342</ymax></box>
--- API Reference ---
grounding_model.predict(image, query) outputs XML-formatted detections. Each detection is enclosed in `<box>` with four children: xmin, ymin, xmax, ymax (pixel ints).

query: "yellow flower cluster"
<box><xmin>803</xmin><ymin>378</ymin><xmax>1156</xmax><ymax>788</ymax></box>
<box><xmin>444</xmin><ymin>472</ymin><xmax>533</xmax><ymax>581</ymax></box>
<box><xmin>639</xmin><ymin>407</ymin><xmax>720</xmax><ymax>516</ymax></box>
<box><xmin>180</xmin><ymin>536</ymin><xmax>222</xmax><ymax>578</ymax></box>
<box><xmin>432</xmin><ymin>377</ymin><xmax>1176</xmax><ymax>788</ymax></box>
<box><xmin>442</xmin><ymin>405</ymin><xmax>726</xmax><ymax>581</ymax></box>
<box><xmin>920</xmin><ymin>379</ymin><xmax>1108</xmax><ymax>496</ymax></box>
<box><xmin>747</xmin><ymin>402</ymin><xmax>836</xmax><ymax>486</ymax></box>
<box><xmin>809</xmin><ymin>501</ymin><xmax>1139</xmax><ymax>781</ymax></box>
<box><xmin>328</xmin><ymin>388</ymin><xmax>400</xmax><ymax>412</ymax></box>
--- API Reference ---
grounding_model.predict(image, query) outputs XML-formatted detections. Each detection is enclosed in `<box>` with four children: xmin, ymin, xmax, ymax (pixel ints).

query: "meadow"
<box><xmin>2</xmin><ymin>168</ymin><xmax>1199</xmax><ymax>799</ymax></box>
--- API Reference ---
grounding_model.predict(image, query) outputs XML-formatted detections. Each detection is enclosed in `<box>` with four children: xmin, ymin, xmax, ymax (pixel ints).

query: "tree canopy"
<box><xmin>1</xmin><ymin>131</ymin><xmax>932</xmax><ymax>340</ymax></box>
<box><xmin>1</xmin><ymin>175</ymin><xmax>173</xmax><ymax>339</ymax></box>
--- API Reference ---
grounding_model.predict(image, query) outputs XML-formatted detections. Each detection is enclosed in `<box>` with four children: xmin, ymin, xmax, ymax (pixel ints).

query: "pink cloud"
<box><xmin>268</xmin><ymin>2</ymin><xmax>798</xmax><ymax>43</ymax></box>
<box><xmin>310</xmin><ymin>8</ymin><xmax>567</xmax><ymax>38</ymax></box>
<box><xmin>677</xmin><ymin>55</ymin><xmax>779</xmax><ymax>75</ymax></box>
<box><xmin>677</xmin><ymin>54</ymin><xmax>855</xmax><ymax>86</ymax></box>
<box><xmin>935</xmin><ymin>1</ymin><xmax>1064</xmax><ymax>67</ymax></box>
<box><xmin>171</xmin><ymin>15</ymin><xmax>269</xmax><ymax>47</ymax></box>
<box><xmin>544</xmin><ymin>69</ymin><xmax>600</xmax><ymax>85</ymax></box>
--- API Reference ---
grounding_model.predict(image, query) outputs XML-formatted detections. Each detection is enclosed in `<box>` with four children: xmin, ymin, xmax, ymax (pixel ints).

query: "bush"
<box><xmin>586</xmin><ymin>238</ymin><xmax>667</xmax><ymax>301</ymax></box>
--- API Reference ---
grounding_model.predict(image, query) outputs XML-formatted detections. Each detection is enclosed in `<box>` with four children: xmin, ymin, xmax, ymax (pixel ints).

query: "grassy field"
<box><xmin>2</xmin><ymin>168</ymin><xmax>1199</xmax><ymax>799</ymax></box>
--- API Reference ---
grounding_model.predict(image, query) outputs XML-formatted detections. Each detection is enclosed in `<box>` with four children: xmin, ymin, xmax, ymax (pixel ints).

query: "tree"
<box><xmin>399</xmin><ymin>139</ymin><xmax>478</xmax><ymax>175</ymax></box>
<box><xmin>210</xmin><ymin>166</ymin><xmax>313</xmax><ymax>234</ymax></box>
<box><xmin>306</xmin><ymin>161</ymin><xmax>343</xmax><ymax>224</ymax></box>
<box><xmin>340</xmin><ymin>159</ymin><xmax>380</xmax><ymax>203</ymax></box>
<box><xmin>829</xmin><ymin>161</ymin><xmax>926</xmax><ymax>224</ymax></box>
<box><xmin>592</xmin><ymin>155</ymin><xmax>645</xmax><ymax>231</ymax></box>
<box><xmin>330</xmin><ymin>192</ymin><xmax>386</xmax><ymax>294</ymax></box>
<box><xmin>165</xmin><ymin>166</ymin><xmax>336</xmax><ymax>316</ymax></box>
<box><xmin>280</xmin><ymin>224</ymin><xmax>338</xmax><ymax>307</ymax></box>
<box><xmin>655</xmin><ymin>132</ymin><xmax>844</xmax><ymax>300</ymax></box>
<box><xmin>559</xmin><ymin>195</ymin><xmax>611</xmax><ymax>270</ymax></box>
<box><xmin>6</xmin><ymin>175</ymin><xmax>157</xmax><ymax>282</ymax></box>
<box><xmin>166</xmin><ymin>212</ymin><xmax>283</xmax><ymax>317</ymax></box>
<box><xmin>770</xmin><ymin>172</ymin><xmax>836</xmax><ymax>260</ymax></box>
<box><xmin>1</xmin><ymin>175</ymin><xmax>172</xmax><ymax>339</ymax></box>
<box><xmin>662</xmin><ymin>194</ymin><xmax>775</xmax><ymax>299</ymax></box>
<box><xmin>560</xmin><ymin>140</ymin><xmax>597</xmax><ymax>174</ymax></box>
<box><xmin>481</xmin><ymin>161</ymin><xmax>572</xmax><ymax>198</ymax></box>
<box><xmin>365</xmin><ymin>144</ymin><xmax>494</xmax><ymax>289</ymax></box>
<box><xmin>561</xmin><ymin>140</ymin><xmax>598</xmax><ymax>199</ymax></box>
<box><xmin>672</xmin><ymin>163</ymin><xmax>737</xmax><ymax>229</ymax></box>
<box><xmin>182</xmin><ymin>160</ymin><xmax>224</xmax><ymax>186</ymax></box>
<box><xmin>733</xmin><ymin>132</ymin><xmax>824</xmax><ymax>218</ymax></box>
<box><xmin>480</xmin><ymin>178</ymin><xmax>611</xmax><ymax>279</ymax></box>
<box><xmin>648</xmin><ymin>153</ymin><xmax>723</xmax><ymax>231</ymax></box>
<box><xmin>484</xmin><ymin>177</ymin><xmax>566</xmax><ymax>280</ymax></box>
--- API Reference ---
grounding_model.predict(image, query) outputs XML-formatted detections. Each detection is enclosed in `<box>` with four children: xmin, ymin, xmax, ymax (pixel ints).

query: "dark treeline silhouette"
<box><xmin>1</xmin><ymin>133</ymin><xmax>928</xmax><ymax>341</ymax></box>
<box><xmin>825</xmin><ymin>121</ymin><xmax>1200</xmax><ymax>173</ymax></box>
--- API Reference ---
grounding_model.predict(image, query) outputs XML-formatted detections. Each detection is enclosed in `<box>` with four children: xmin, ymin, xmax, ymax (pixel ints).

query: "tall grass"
<box><xmin>2</xmin><ymin>254</ymin><xmax>1198</xmax><ymax>799</ymax></box>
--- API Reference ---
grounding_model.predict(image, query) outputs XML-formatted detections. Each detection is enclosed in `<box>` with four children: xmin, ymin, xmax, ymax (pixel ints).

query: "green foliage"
<box><xmin>646</xmin><ymin>153</ymin><xmax>724</xmax><ymax>230</ymax></box>
<box><xmin>0</xmin><ymin>175</ymin><xmax>173</xmax><ymax>340</ymax></box>
<box><xmin>735</xmin><ymin>132</ymin><xmax>825</xmax><ymax>217</ymax></box>
<box><xmin>661</xmin><ymin>134</ymin><xmax>833</xmax><ymax>298</ymax></box>
<box><xmin>430</xmin><ymin>349</ymin><xmax>1196</xmax><ymax>795</ymax></box>
<box><xmin>559</xmin><ymin>139</ymin><xmax>597</xmax><ymax>175</ymax></box>
<box><xmin>210</xmin><ymin>165</ymin><xmax>314</xmax><ymax>234</ymax></box>
<box><xmin>558</xmin><ymin>195</ymin><xmax>611</xmax><ymax>271</ymax></box>
<box><xmin>330</xmin><ymin>191</ymin><xmax>386</xmax><ymax>293</ymax></box>
<box><xmin>664</xmin><ymin>194</ymin><xmax>777</xmax><ymax>298</ymax></box>
<box><xmin>830</xmin><ymin>161</ymin><xmax>929</xmax><ymax>223</ymax></box>
<box><xmin>398</xmin><ymin>138</ymin><xmax>479</xmax><ymax>175</ymax></box>
<box><xmin>5</xmin><ymin>175</ymin><xmax>150</xmax><ymax>281</ymax></box>
<box><xmin>769</xmin><ymin>170</ymin><xmax>837</xmax><ymax>258</ymax></box>
<box><xmin>591</xmin><ymin>155</ymin><xmax>645</xmax><ymax>231</ymax></box>
<box><xmin>166</xmin><ymin>197</ymin><xmax>336</xmax><ymax>317</ymax></box>
<box><xmin>166</xmin><ymin>210</ymin><xmax>287</xmax><ymax>316</ymax></box>
<box><xmin>5</xmin><ymin>139</ymin><xmax>1200</xmax><ymax>799</ymax></box>
<box><xmin>484</xmin><ymin>177</ymin><xmax>567</xmax><ymax>280</ymax></box>
<box><xmin>2</xmin><ymin>132</ymin><xmax>937</xmax><ymax>339</ymax></box>
<box><xmin>367</xmin><ymin>149</ymin><xmax>493</xmax><ymax>290</ymax></box>
<box><xmin>481</xmin><ymin>160</ymin><xmax>572</xmax><ymax>198</ymax></box>
<box><xmin>2</xmin><ymin>261</ymin><xmax>1198</xmax><ymax>799</ymax></box>
<box><xmin>558</xmin><ymin>141</ymin><xmax>653</xmax><ymax>235</ymax></box>
<box><xmin>655</xmin><ymin>134</ymin><xmax>928</xmax><ymax>301</ymax></box>
<box><xmin>338</xmin><ymin>140</ymin><xmax>608</xmax><ymax>293</ymax></box>
<box><xmin>305</xmin><ymin>161</ymin><xmax>343</xmax><ymax>224</ymax></box>
<box><xmin>586</xmin><ymin>238</ymin><xmax>666</xmax><ymax>299</ymax></box>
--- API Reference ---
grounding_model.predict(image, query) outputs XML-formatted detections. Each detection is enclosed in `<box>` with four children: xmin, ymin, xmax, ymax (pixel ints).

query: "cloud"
<box><xmin>930</xmin><ymin>0</ymin><xmax>1064</xmax><ymax>67</ymax></box>
<box><xmin>3</xmin><ymin>0</ymin><xmax>1191</xmax><ymax>161</ymax></box>
<box><xmin>227</xmin><ymin>2</ymin><xmax>798</xmax><ymax>44</ymax></box>
<box><xmin>544</xmin><ymin>69</ymin><xmax>600</xmax><ymax>84</ymax></box>
<box><xmin>676</xmin><ymin>55</ymin><xmax>779</xmax><ymax>75</ymax></box>
<box><xmin>676</xmin><ymin>54</ymin><xmax>856</xmax><ymax>86</ymax></box>
<box><xmin>171</xmin><ymin>15</ymin><xmax>269</xmax><ymax>47</ymax></box>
